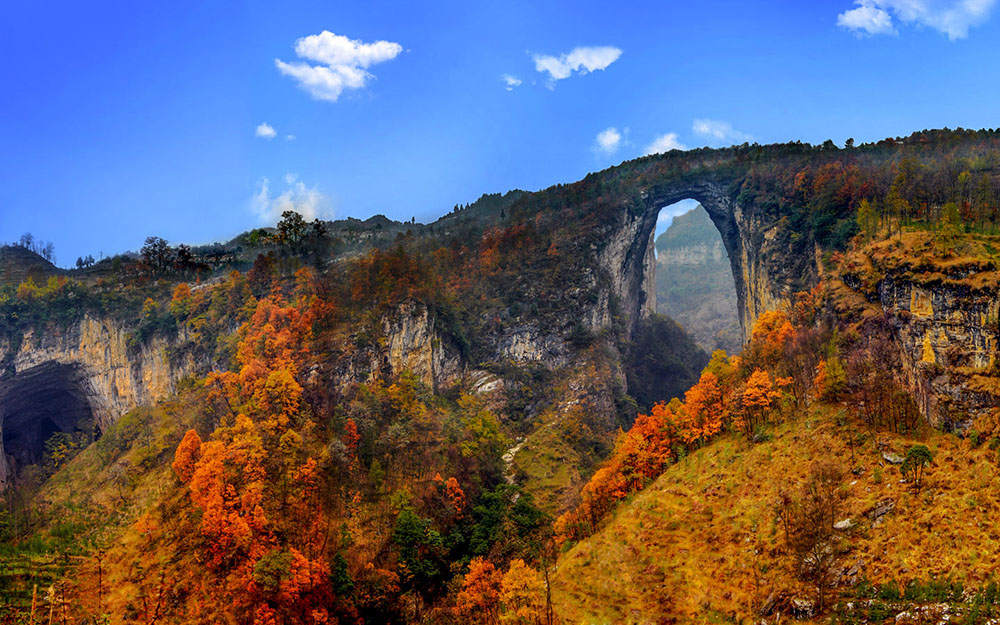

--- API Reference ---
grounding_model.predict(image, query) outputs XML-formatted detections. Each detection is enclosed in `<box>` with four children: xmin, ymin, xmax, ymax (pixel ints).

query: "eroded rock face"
<box><xmin>878</xmin><ymin>278</ymin><xmax>999</xmax><ymax>427</ymax></box>
<box><xmin>4</xmin><ymin>316</ymin><xmax>199</xmax><ymax>430</ymax></box>
<box><xmin>0</xmin><ymin>315</ymin><xmax>202</xmax><ymax>486</ymax></box>
<box><xmin>381</xmin><ymin>301</ymin><xmax>465</xmax><ymax>390</ymax></box>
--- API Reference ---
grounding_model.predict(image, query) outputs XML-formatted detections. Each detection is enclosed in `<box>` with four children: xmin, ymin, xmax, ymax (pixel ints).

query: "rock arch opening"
<box><xmin>0</xmin><ymin>362</ymin><xmax>96</xmax><ymax>475</ymax></box>
<box><xmin>652</xmin><ymin>199</ymin><xmax>742</xmax><ymax>355</ymax></box>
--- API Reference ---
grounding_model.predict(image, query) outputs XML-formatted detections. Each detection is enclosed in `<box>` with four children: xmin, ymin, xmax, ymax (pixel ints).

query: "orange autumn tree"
<box><xmin>679</xmin><ymin>371</ymin><xmax>728</xmax><ymax>445</ymax></box>
<box><xmin>172</xmin><ymin>428</ymin><xmax>202</xmax><ymax>483</ymax></box>
<box><xmin>736</xmin><ymin>369</ymin><xmax>786</xmax><ymax>437</ymax></box>
<box><xmin>455</xmin><ymin>557</ymin><xmax>502</xmax><ymax>625</ymax></box>
<box><xmin>745</xmin><ymin>310</ymin><xmax>795</xmax><ymax>371</ymax></box>
<box><xmin>173</xmin><ymin>283</ymin><xmax>335</xmax><ymax>624</ymax></box>
<box><xmin>555</xmin><ymin>398</ymin><xmax>686</xmax><ymax>543</ymax></box>
<box><xmin>556</xmin><ymin>314</ymin><xmax>811</xmax><ymax>545</ymax></box>
<box><xmin>813</xmin><ymin>356</ymin><xmax>846</xmax><ymax>401</ymax></box>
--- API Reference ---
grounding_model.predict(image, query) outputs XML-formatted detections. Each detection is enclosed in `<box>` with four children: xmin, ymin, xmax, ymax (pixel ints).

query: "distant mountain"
<box><xmin>654</xmin><ymin>204</ymin><xmax>742</xmax><ymax>355</ymax></box>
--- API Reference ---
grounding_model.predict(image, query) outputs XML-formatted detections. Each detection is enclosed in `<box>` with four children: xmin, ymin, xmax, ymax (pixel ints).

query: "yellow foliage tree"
<box><xmin>500</xmin><ymin>559</ymin><xmax>545</xmax><ymax>625</ymax></box>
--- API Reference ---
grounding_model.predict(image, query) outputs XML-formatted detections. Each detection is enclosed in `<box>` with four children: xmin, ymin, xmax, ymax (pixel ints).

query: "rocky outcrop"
<box><xmin>878</xmin><ymin>278</ymin><xmax>999</xmax><ymax>427</ymax></box>
<box><xmin>0</xmin><ymin>315</ymin><xmax>202</xmax><ymax>486</ymax></box>
<box><xmin>834</xmin><ymin>249</ymin><xmax>1000</xmax><ymax>428</ymax></box>
<box><xmin>379</xmin><ymin>301</ymin><xmax>465</xmax><ymax>390</ymax></box>
<box><xmin>3</xmin><ymin>316</ymin><xmax>198</xmax><ymax>430</ymax></box>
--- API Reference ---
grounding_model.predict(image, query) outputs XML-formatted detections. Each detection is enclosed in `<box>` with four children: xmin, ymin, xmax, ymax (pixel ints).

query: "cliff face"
<box><xmin>6</xmin><ymin>317</ymin><xmax>197</xmax><ymax>429</ymax></box>
<box><xmin>0</xmin><ymin>316</ymin><xmax>201</xmax><ymax>487</ymax></box>
<box><xmin>0</xmin><ymin>302</ymin><xmax>477</xmax><ymax>488</ymax></box>
<box><xmin>834</xmin><ymin>237</ymin><xmax>1000</xmax><ymax>428</ymax></box>
<box><xmin>374</xmin><ymin>301</ymin><xmax>466</xmax><ymax>390</ymax></box>
<box><xmin>882</xmin><ymin>279</ymin><xmax>998</xmax><ymax>426</ymax></box>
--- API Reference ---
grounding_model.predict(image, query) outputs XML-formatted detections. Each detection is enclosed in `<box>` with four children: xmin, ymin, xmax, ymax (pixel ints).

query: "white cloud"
<box><xmin>594</xmin><ymin>127</ymin><xmax>623</xmax><ymax>155</ymax></box>
<box><xmin>837</xmin><ymin>0</ymin><xmax>996</xmax><ymax>39</ymax></box>
<box><xmin>255</xmin><ymin>122</ymin><xmax>277</xmax><ymax>139</ymax></box>
<box><xmin>286</xmin><ymin>134</ymin><xmax>296</xmax><ymax>141</ymax></box>
<box><xmin>692</xmin><ymin>119</ymin><xmax>753</xmax><ymax>145</ymax></box>
<box><xmin>276</xmin><ymin>31</ymin><xmax>402</xmax><ymax>102</ymax></box>
<box><xmin>532</xmin><ymin>46</ymin><xmax>622</xmax><ymax>85</ymax></box>
<box><xmin>837</xmin><ymin>1</ymin><xmax>897</xmax><ymax>35</ymax></box>
<box><xmin>251</xmin><ymin>175</ymin><xmax>332</xmax><ymax>224</ymax></box>
<box><xmin>644</xmin><ymin>133</ymin><xmax>686</xmax><ymax>155</ymax></box>
<box><xmin>502</xmin><ymin>74</ymin><xmax>522</xmax><ymax>91</ymax></box>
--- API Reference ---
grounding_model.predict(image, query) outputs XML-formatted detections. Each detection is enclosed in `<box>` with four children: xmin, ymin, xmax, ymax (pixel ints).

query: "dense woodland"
<box><xmin>0</xmin><ymin>128</ymin><xmax>1000</xmax><ymax>622</ymax></box>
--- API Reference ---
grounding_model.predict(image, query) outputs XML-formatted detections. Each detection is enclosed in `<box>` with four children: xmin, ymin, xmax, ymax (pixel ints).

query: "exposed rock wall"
<box><xmin>0</xmin><ymin>315</ymin><xmax>202</xmax><ymax>487</ymax></box>
<box><xmin>3</xmin><ymin>316</ymin><xmax>198</xmax><ymax>431</ymax></box>
<box><xmin>380</xmin><ymin>301</ymin><xmax>465</xmax><ymax>390</ymax></box>
<box><xmin>878</xmin><ymin>278</ymin><xmax>999</xmax><ymax>427</ymax></box>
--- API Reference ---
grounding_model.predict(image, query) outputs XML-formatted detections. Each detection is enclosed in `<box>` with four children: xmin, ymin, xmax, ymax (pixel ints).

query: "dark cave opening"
<box><xmin>0</xmin><ymin>362</ymin><xmax>95</xmax><ymax>469</ymax></box>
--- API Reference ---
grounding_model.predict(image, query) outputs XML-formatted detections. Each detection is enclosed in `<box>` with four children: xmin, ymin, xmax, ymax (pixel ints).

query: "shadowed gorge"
<box><xmin>655</xmin><ymin>204</ymin><xmax>742</xmax><ymax>355</ymax></box>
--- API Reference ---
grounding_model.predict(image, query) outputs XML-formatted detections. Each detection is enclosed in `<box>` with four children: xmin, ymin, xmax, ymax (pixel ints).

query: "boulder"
<box><xmin>791</xmin><ymin>598</ymin><xmax>815</xmax><ymax>619</ymax></box>
<box><xmin>867</xmin><ymin>498</ymin><xmax>896</xmax><ymax>523</ymax></box>
<box><xmin>883</xmin><ymin>451</ymin><xmax>905</xmax><ymax>464</ymax></box>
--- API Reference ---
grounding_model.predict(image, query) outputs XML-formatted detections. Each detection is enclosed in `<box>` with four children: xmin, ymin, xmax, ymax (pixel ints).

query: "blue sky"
<box><xmin>2</xmin><ymin>0</ymin><xmax>1000</xmax><ymax>266</ymax></box>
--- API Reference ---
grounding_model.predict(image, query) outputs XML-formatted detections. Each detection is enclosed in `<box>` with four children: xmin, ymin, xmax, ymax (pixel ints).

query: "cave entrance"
<box><xmin>0</xmin><ymin>362</ymin><xmax>95</xmax><ymax>471</ymax></box>
<box><xmin>652</xmin><ymin>199</ymin><xmax>742</xmax><ymax>356</ymax></box>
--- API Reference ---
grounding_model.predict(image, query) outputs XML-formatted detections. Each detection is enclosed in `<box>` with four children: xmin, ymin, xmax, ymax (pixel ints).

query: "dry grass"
<box><xmin>551</xmin><ymin>402</ymin><xmax>1000</xmax><ymax>624</ymax></box>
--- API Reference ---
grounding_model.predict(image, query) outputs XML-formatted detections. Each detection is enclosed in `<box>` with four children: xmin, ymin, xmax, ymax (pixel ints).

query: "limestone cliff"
<box><xmin>0</xmin><ymin>315</ymin><xmax>201</xmax><ymax>486</ymax></box>
<box><xmin>6</xmin><ymin>317</ymin><xmax>198</xmax><ymax>428</ymax></box>
<box><xmin>835</xmin><ymin>238</ymin><xmax>1000</xmax><ymax>428</ymax></box>
<box><xmin>376</xmin><ymin>301</ymin><xmax>465</xmax><ymax>390</ymax></box>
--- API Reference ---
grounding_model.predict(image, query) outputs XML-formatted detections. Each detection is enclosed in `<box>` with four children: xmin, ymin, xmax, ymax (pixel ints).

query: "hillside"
<box><xmin>551</xmin><ymin>399</ymin><xmax>998</xmax><ymax>624</ymax></box>
<box><xmin>0</xmin><ymin>245</ymin><xmax>61</xmax><ymax>285</ymax></box>
<box><xmin>1</xmin><ymin>128</ymin><xmax>1000</xmax><ymax>622</ymax></box>
<box><xmin>550</xmin><ymin>224</ymin><xmax>1000</xmax><ymax>623</ymax></box>
<box><xmin>655</xmin><ymin>205</ymin><xmax>743</xmax><ymax>355</ymax></box>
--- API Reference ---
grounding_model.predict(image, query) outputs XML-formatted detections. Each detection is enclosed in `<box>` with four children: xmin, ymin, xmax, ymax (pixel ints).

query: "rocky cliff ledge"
<box><xmin>836</xmin><ymin>238</ymin><xmax>1000</xmax><ymax>428</ymax></box>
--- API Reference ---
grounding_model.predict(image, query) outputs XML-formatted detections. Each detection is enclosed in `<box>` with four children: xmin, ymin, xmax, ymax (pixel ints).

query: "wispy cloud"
<box><xmin>837</xmin><ymin>0</ymin><xmax>996</xmax><ymax>39</ymax></box>
<box><xmin>502</xmin><ymin>74</ymin><xmax>522</xmax><ymax>91</ymax></box>
<box><xmin>594</xmin><ymin>127</ymin><xmax>623</xmax><ymax>155</ymax></box>
<box><xmin>644</xmin><ymin>133</ymin><xmax>686</xmax><ymax>155</ymax></box>
<box><xmin>692</xmin><ymin>119</ymin><xmax>752</xmax><ymax>146</ymax></box>
<box><xmin>275</xmin><ymin>31</ymin><xmax>402</xmax><ymax>102</ymax></box>
<box><xmin>255</xmin><ymin>122</ymin><xmax>277</xmax><ymax>139</ymax></box>
<box><xmin>532</xmin><ymin>46</ymin><xmax>622</xmax><ymax>86</ymax></box>
<box><xmin>251</xmin><ymin>174</ymin><xmax>332</xmax><ymax>223</ymax></box>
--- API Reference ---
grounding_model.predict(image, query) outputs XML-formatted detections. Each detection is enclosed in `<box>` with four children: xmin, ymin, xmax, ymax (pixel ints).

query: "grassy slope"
<box><xmin>24</xmin><ymin>391</ymin><xmax>208</xmax><ymax>621</ymax></box>
<box><xmin>551</xmin><ymin>400</ymin><xmax>1000</xmax><ymax>624</ymax></box>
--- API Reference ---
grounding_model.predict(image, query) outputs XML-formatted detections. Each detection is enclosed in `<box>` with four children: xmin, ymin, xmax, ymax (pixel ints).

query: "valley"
<box><xmin>1</xmin><ymin>129</ymin><xmax>1000</xmax><ymax>623</ymax></box>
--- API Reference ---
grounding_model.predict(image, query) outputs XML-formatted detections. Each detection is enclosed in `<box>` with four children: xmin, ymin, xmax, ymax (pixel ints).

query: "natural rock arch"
<box><xmin>595</xmin><ymin>171</ymin><xmax>801</xmax><ymax>344</ymax></box>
